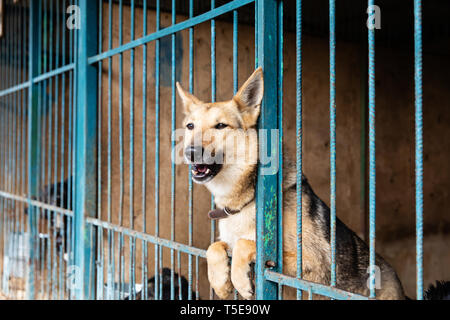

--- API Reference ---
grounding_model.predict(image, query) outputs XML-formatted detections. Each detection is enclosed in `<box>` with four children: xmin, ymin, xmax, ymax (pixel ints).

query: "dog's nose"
<box><xmin>185</xmin><ymin>145</ymin><xmax>204</xmax><ymax>163</ymax></box>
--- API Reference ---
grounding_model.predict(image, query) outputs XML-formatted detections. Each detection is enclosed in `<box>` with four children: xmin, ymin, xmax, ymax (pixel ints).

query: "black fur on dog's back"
<box><xmin>299</xmin><ymin>176</ymin><xmax>405</xmax><ymax>298</ymax></box>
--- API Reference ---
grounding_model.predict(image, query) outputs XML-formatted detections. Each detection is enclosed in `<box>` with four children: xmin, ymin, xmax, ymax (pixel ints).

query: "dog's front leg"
<box><xmin>231</xmin><ymin>239</ymin><xmax>256</xmax><ymax>300</ymax></box>
<box><xmin>206</xmin><ymin>241</ymin><xmax>233</xmax><ymax>299</ymax></box>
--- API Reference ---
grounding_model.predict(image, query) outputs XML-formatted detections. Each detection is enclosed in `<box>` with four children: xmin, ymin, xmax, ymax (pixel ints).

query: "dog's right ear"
<box><xmin>176</xmin><ymin>82</ymin><xmax>202</xmax><ymax>115</ymax></box>
<box><xmin>233</xmin><ymin>67</ymin><xmax>263</xmax><ymax>128</ymax></box>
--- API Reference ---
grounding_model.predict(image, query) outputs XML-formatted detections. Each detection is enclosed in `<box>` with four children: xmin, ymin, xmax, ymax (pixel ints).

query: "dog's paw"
<box><xmin>231</xmin><ymin>268</ymin><xmax>254</xmax><ymax>300</ymax></box>
<box><xmin>211</xmin><ymin>277</ymin><xmax>234</xmax><ymax>299</ymax></box>
<box><xmin>206</xmin><ymin>242</ymin><xmax>233</xmax><ymax>299</ymax></box>
<box><xmin>208</xmin><ymin>266</ymin><xmax>233</xmax><ymax>299</ymax></box>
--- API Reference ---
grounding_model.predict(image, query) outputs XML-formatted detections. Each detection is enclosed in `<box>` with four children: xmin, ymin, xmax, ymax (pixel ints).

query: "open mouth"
<box><xmin>191</xmin><ymin>163</ymin><xmax>222</xmax><ymax>183</ymax></box>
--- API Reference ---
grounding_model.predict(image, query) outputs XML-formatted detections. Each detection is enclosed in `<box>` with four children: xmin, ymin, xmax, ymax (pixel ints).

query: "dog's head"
<box><xmin>177</xmin><ymin>68</ymin><xmax>263</xmax><ymax>184</ymax></box>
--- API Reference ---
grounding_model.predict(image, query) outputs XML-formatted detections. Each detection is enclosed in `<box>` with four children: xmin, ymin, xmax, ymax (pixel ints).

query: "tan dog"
<box><xmin>176</xmin><ymin>68</ymin><xmax>405</xmax><ymax>300</ymax></box>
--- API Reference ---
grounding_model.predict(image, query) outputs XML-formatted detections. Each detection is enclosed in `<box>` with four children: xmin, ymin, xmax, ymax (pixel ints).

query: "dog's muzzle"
<box><xmin>184</xmin><ymin>145</ymin><xmax>223</xmax><ymax>183</ymax></box>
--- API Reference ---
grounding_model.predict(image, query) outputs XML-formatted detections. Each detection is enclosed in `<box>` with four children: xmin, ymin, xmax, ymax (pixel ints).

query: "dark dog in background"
<box><xmin>124</xmin><ymin>268</ymin><xmax>197</xmax><ymax>300</ymax></box>
<box><xmin>424</xmin><ymin>281</ymin><xmax>450</xmax><ymax>300</ymax></box>
<box><xmin>25</xmin><ymin>176</ymin><xmax>72</xmax><ymax>256</ymax></box>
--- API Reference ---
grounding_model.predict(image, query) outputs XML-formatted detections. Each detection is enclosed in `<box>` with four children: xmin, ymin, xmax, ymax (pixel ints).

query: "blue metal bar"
<box><xmin>0</xmin><ymin>63</ymin><xmax>72</xmax><ymax>102</ymax></box>
<box><xmin>232</xmin><ymin>4</ymin><xmax>239</xmax><ymax>302</ymax></box>
<box><xmin>141</xmin><ymin>0</ymin><xmax>149</xmax><ymax>302</ymax></box>
<box><xmin>277</xmin><ymin>0</ymin><xmax>284</xmax><ymax>300</ymax></box>
<box><xmin>87</xmin><ymin>0</ymin><xmax>254</xmax><ymax>65</ymax></box>
<box><xmin>210</xmin><ymin>0</ymin><xmax>216</xmax><ymax>299</ymax></box>
<box><xmin>129</xmin><ymin>0</ymin><xmax>136</xmax><ymax>300</ymax></box>
<box><xmin>329</xmin><ymin>0</ymin><xmax>337</xmax><ymax>288</ymax></box>
<box><xmin>171</xmin><ymin>0</ymin><xmax>177</xmax><ymax>301</ymax></box>
<box><xmin>368</xmin><ymin>0</ymin><xmax>376</xmax><ymax>299</ymax></box>
<box><xmin>265</xmin><ymin>270</ymin><xmax>369</xmax><ymax>300</ymax></box>
<box><xmin>0</xmin><ymin>82</ymin><xmax>30</xmax><ymax>98</ymax></box>
<box><xmin>95</xmin><ymin>0</ymin><xmax>103</xmax><ymax>300</ymax></box>
<box><xmin>117</xmin><ymin>0</ymin><xmax>125</xmax><ymax>300</ymax></box>
<box><xmin>58</xmin><ymin>0</ymin><xmax>66</xmax><ymax>299</ymax></box>
<box><xmin>26</xmin><ymin>0</ymin><xmax>43</xmax><ymax>300</ymax></box>
<box><xmin>46</xmin><ymin>0</ymin><xmax>55</xmax><ymax>296</ymax></box>
<box><xmin>414</xmin><ymin>0</ymin><xmax>423</xmax><ymax>300</ymax></box>
<box><xmin>106</xmin><ymin>0</ymin><xmax>114</xmax><ymax>301</ymax></box>
<box><xmin>154</xmin><ymin>0</ymin><xmax>161</xmax><ymax>301</ymax></box>
<box><xmin>11</xmin><ymin>5</ymin><xmax>20</xmax><ymax>299</ymax></box>
<box><xmin>86</xmin><ymin>218</ymin><xmax>207</xmax><ymax>259</ymax></box>
<box><xmin>233</xmin><ymin>10</ymin><xmax>238</xmax><ymax>94</ymax></box>
<box><xmin>74</xmin><ymin>0</ymin><xmax>98</xmax><ymax>300</ymax></box>
<box><xmin>295</xmin><ymin>0</ymin><xmax>303</xmax><ymax>300</ymax></box>
<box><xmin>188</xmin><ymin>0</ymin><xmax>194</xmax><ymax>302</ymax></box>
<box><xmin>255</xmin><ymin>0</ymin><xmax>279</xmax><ymax>300</ymax></box>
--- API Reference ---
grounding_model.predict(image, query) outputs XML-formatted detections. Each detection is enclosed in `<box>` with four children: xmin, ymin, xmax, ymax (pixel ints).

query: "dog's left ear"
<box><xmin>176</xmin><ymin>82</ymin><xmax>202</xmax><ymax>115</ymax></box>
<box><xmin>233</xmin><ymin>67</ymin><xmax>263</xmax><ymax>128</ymax></box>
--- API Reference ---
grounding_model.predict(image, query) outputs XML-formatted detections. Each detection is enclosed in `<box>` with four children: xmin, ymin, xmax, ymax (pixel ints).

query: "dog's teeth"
<box><xmin>205</xmin><ymin>169</ymin><xmax>211</xmax><ymax>174</ymax></box>
<box><xmin>192</xmin><ymin>170</ymin><xmax>198</xmax><ymax>175</ymax></box>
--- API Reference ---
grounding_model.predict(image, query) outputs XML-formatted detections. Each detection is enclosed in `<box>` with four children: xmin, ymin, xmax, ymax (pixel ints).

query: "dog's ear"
<box><xmin>233</xmin><ymin>67</ymin><xmax>263</xmax><ymax>127</ymax></box>
<box><xmin>176</xmin><ymin>82</ymin><xmax>202</xmax><ymax>114</ymax></box>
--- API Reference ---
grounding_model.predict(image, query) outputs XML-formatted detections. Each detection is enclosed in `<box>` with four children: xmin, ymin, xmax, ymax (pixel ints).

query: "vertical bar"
<box><xmin>106</xmin><ymin>0</ymin><xmax>114</xmax><ymax>300</ymax></box>
<box><xmin>255</xmin><ymin>0</ymin><xmax>279</xmax><ymax>300</ymax></box>
<box><xmin>154</xmin><ymin>0</ymin><xmax>160</xmax><ymax>301</ymax></box>
<box><xmin>26</xmin><ymin>0</ymin><xmax>42</xmax><ymax>300</ymax></box>
<box><xmin>187</xmin><ymin>0</ymin><xmax>194</xmax><ymax>302</ymax></box>
<box><xmin>233</xmin><ymin>9</ymin><xmax>238</xmax><ymax>94</ymax></box>
<box><xmin>329</xmin><ymin>0</ymin><xmax>337</xmax><ymax>288</ymax></box>
<box><xmin>11</xmin><ymin>3</ymin><xmax>19</xmax><ymax>299</ymax></box>
<box><xmin>170</xmin><ymin>0</ymin><xmax>176</xmax><ymax>300</ymax></box>
<box><xmin>414</xmin><ymin>0</ymin><xmax>423</xmax><ymax>301</ymax></box>
<box><xmin>96</xmin><ymin>0</ymin><xmax>103</xmax><ymax>300</ymax></box>
<box><xmin>74</xmin><ymin>0</ymin><xmax>98</xmax><ymax>300</ymax></box>
<box><xmin>47</xmin><ymin>0</ymin><xmax>54</xmax><ymax>297</ymax></box>
<box><xmin>141</xmin><ymin>0</ymin><xmax>148</xmax><ymax>301</ymax></box>
<box><xmin>209</xmin><ymin>0</ymin><xmax>216</xmax><ymax>300</ymax></box>
<box><xmin>277</xmin><ymin>0</ymin><xmax>284</xmax><ymax>300</ymax></box>
<box><xmin>295</xmin><ymin>0</ymin><xmax>303</xmax><ymax>300</ymax></box>
<box><xmin>232</xmin><ymin>5</ymin><xmax>239</xmax><ymax>301</ymax></box>
<box><xmin>367</xmin><ymin>0</ymin><xmax>376</xmax><ymax>299</ymax></box>
<box><xmin>118</xmin><ymin>0</ymin><xmax>125</xmax><ymax>300</ymax></box>
<box><xmin>129</xmin><ymin>0</ymin><xmax>136</xmax><ymax>301</ymax></box>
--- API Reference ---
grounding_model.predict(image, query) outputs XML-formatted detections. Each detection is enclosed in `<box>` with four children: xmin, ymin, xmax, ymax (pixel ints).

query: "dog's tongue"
<box><xmin>197</xmin><ymin>165</ymin><xmax>207</xmax><ymax>173</ymax></box>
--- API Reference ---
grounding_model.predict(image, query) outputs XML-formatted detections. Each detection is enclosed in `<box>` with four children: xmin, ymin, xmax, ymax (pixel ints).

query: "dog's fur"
<box><xmin>424</xmin><ymin>281</ymin><xmax>450</xmax><ymax>300</ymax></box>
<box><xmin>177</xmin><ymin>68</ymin><xmax>405</xmax><ymax>300</ymax></box>
<box><xmin>124</xmin><ymin>268</ymin><xmax>196</xmax><ymax>300</ymax></box>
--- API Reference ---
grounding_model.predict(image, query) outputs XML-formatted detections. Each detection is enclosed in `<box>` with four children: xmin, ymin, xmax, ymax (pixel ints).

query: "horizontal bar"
<box><xmin>87</xmin><ymin>0</ymin><xmax>254</xmax><ymax>64</ymax></box>
<box><xmin>0</xmin><ymin>81</ymin><xmax>29</xmax><ymax>98</ymax></box>
<box><xmin>32</xmin><ymin>63</ymin><xmax>75</xmax><ymax>84</ymax></box>
<box><xmin>0</xmin><ymin>63</ymin><xmax>75</xmax><ymax>98</ymax></box>
<box><xmin>264</xmin><ymin>270</ymin><xmax>370</xmax><ymax>300</ymax></box>
<box><xmin>85</xmin><ymin>217</ymin><xmax>207</xmax><ymax>258</ymax></box>
<box><xmin>0</xmin><ymin>190</ymin><xmax>74</xmax><ymax>217</ymax></box>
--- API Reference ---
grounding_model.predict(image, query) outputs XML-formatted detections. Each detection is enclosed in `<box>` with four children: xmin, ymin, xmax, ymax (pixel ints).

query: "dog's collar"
<box><xmin>207</xmin><ymin>198</ymin><xmax>254</xmax><ymax>220</ymax></box>
<box><xmin>208</xmin><ymin>207</ymin><xmax>240</xmax><ymax>219</ymax></box>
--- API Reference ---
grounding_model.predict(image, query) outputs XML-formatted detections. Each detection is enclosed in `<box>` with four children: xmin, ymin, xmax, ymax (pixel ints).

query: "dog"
<box><xmin>124</xmin><ymin>268</ymin><xmax>198</xmax><ymax>300</ymax></box>
<box><xmin>25</xmin><ymin>177</ymin><xmax>72</xmax><ymax>257</ymax></box>
<box><xmin>424</xmin><ymin>281</ymin><xmax>450</xmax><ymax>300</ymax></box>
<box><xmin>177</xmin><ymin>67</ymin><xmax>405</xmax><ymax>300</ymax></box>
<box><xmin>124</xmin><ymin>268</ymin><xmax>197</xmax><ymax>300</ymax></box>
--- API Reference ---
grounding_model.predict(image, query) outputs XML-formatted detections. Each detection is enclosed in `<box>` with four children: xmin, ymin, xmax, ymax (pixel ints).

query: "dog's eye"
<box><xmin>215</xmin><ymin>123</ymin><xmax>228</xmax><ymax>129</ymax></box>
<box><xmin>186</xmin><ymin>123</ymin><xmax>194</xmax><ymax>130</ymax></box>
